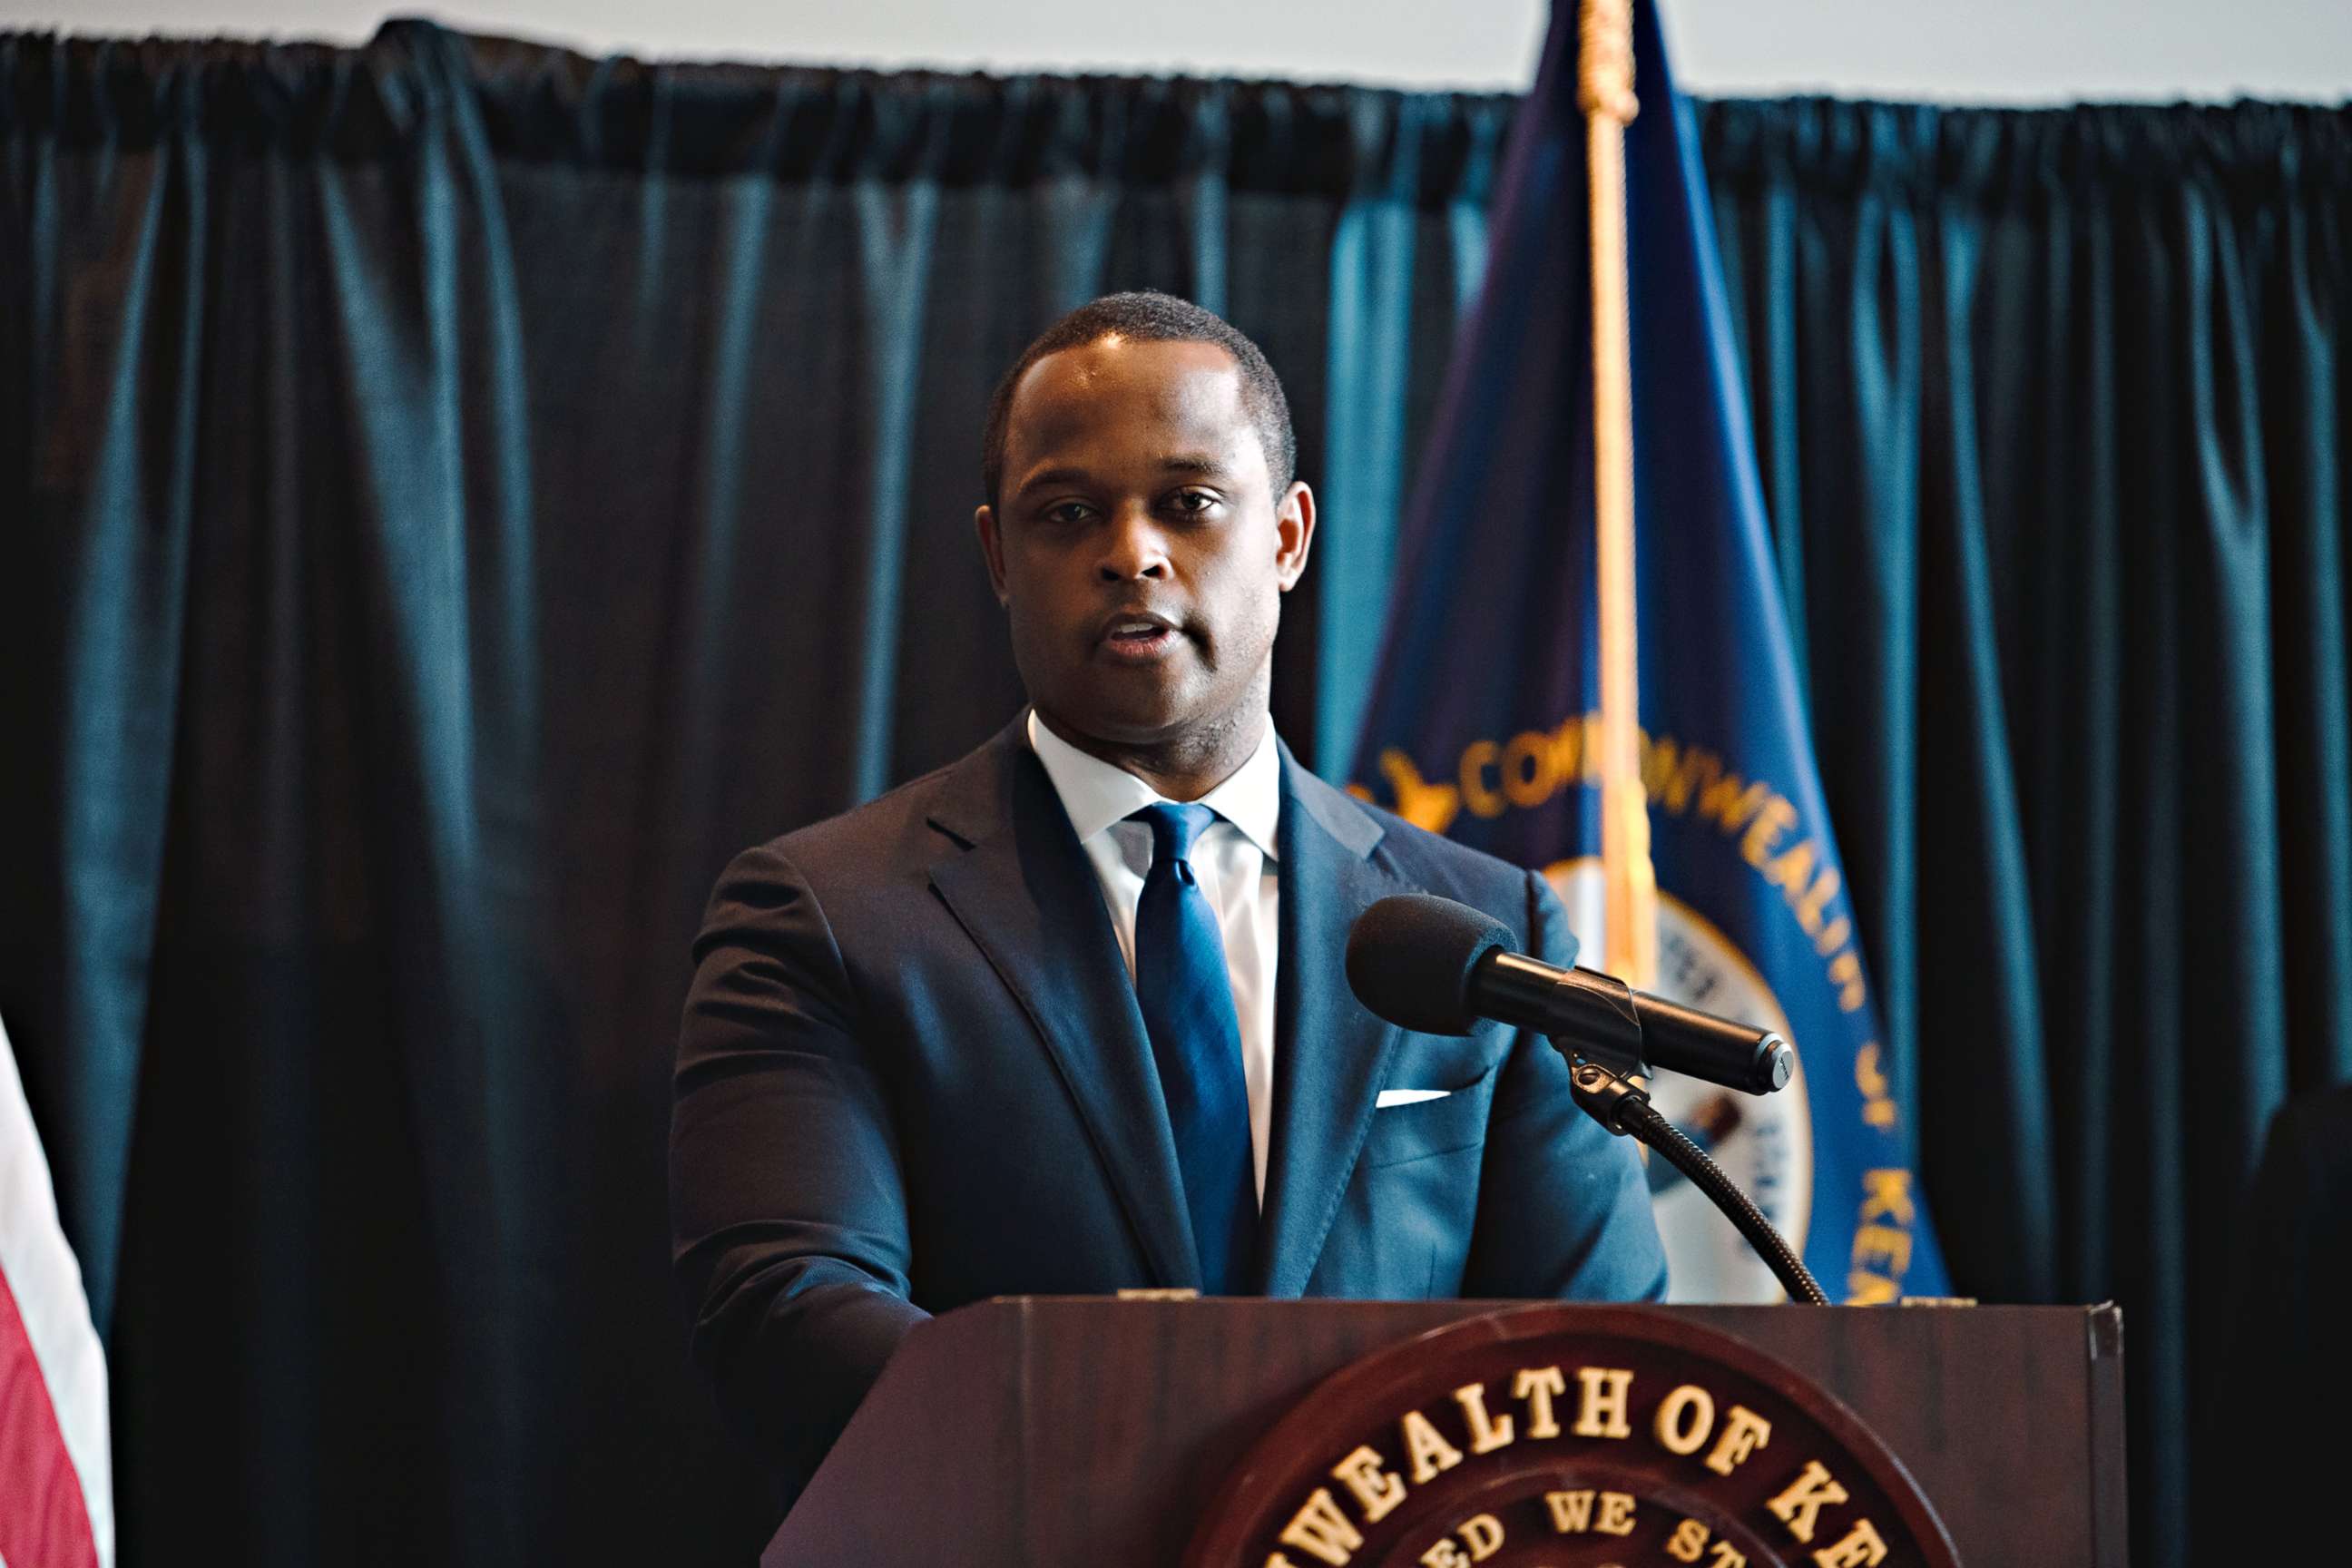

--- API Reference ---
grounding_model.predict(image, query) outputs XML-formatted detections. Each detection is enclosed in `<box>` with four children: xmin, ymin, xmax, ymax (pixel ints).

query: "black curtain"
<box><xmin>5</xmin><ymin>21</ymin><xmax>2349</xmax><ymax>1567</ymax></box>
<box><xmin>1700</xmin><ymin>99</ymin><xmax>2352</xmax><ymax>1568</ymax></box>
<box><xmin>0</xmin><ymin>21</ymin><xmax>1502</xmax><ymax>1563</ymax></box>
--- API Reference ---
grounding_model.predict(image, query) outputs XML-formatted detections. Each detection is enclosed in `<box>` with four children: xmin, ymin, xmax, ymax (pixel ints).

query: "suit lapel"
<box><xmin>926</xmin><ymin>722</ymin><xmax>1200</xmax><ymax>1290</ymax></box>
<box><xmin>1254</xmin><ymin>749</ymin><xmax>1407</xmax><ymax>1297</ymax></box>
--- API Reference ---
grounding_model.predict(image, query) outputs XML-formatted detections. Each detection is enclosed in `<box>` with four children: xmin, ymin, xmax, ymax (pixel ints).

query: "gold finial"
<box><xmin>1578</xmin><ymin>0</ymin><xmax>1640</xmax><ymax>125</ymax></box>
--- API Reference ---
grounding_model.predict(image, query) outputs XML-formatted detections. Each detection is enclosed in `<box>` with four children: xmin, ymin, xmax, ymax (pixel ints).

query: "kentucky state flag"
<box><xmin>1350</xmin><ymin>0</ymin><xmax>1948</xmax><ymax>1301</ymax></box>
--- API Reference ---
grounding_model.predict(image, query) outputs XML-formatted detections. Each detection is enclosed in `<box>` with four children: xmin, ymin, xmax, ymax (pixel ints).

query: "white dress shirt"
<box><xmin>1026</xmin><ymin>710</ymin><xmax>1280</xmax><ymax>1203</ymax></box>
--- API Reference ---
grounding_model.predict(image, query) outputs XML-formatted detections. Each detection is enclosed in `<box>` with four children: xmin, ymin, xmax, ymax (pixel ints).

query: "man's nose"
<box><xmin>1096</xmin><ymin>507</ymin><xmax>1171</xmax><ymax>582</ymax></box>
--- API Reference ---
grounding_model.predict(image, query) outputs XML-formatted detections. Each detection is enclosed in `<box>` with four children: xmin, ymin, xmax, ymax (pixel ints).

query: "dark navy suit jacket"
<box><xmin>670</xmin><ymin>718</ymin><xmax>1666</xmax><ymax>1500</ymax></box>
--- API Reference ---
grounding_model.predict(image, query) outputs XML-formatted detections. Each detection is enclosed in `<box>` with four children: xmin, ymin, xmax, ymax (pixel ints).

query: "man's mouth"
<box><xmin>1099</xmin><ymin>611</ymin><xmax>1182</xmax><ymax>661</ymax></box>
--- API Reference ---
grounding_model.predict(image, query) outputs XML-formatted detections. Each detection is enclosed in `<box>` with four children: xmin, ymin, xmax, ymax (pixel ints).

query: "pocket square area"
<box><xmin>1375</xmin><ymin>1088</ymin><xmax>1453</xmax><ymax>1108</ymax></box>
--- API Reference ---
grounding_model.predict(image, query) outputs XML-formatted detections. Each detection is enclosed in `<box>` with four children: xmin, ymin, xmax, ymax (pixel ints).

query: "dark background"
<box><xmin>2</xmin><ymin>22</ymin><xmax>2346</xmax><ymax>1564</ymax></box>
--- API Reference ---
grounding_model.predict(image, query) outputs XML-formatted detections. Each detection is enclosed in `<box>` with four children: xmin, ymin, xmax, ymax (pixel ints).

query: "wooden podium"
<box><xmin>764</xmin><ymin>1298</ymin><xmax>2126</xmax><ymax>1567</ymax></box>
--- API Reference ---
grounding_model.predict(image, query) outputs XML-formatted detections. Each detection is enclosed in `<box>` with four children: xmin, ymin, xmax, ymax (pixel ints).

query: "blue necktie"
<box><xmin>1129</xmin><ymin>802</ymin><xmax>1257</xmax><ymax>1295</ymax></box>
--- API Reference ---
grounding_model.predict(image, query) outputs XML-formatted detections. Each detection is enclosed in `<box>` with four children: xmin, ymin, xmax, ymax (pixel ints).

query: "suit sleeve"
<box><xmin>669</xmin><ymin>841</ymin><xmax>931</xmax><ymax>1490</ymax></box>
<box><xmin>1459</xmin><ymin>869</ymin><xmax>1671</xmax><ymax>1302</ymax></box>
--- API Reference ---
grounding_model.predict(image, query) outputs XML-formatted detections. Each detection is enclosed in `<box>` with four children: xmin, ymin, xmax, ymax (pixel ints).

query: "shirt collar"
<box><xmin>1027</xmin><ymin>709</ymin><xmax>1282</xmax><ymax>862</ymax></box>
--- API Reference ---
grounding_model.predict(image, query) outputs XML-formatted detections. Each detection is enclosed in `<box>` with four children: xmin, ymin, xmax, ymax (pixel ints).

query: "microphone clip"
<box><xmin>1562</xmin><ymin>1051</ymin><xmax>1832</xmax><ymax>1306</ymax></box>
<box><xmin>1564</xmin><ymin>1054</ymin><xmax>1653</xmax><ymax>1136</ymax></box>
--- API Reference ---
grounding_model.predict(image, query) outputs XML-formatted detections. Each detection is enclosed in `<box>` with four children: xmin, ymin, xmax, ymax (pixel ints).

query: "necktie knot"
<box><xmin>1131</xmin><ymin>800</ymin><xmax>1219</xmax><ymax>867</ymax></box>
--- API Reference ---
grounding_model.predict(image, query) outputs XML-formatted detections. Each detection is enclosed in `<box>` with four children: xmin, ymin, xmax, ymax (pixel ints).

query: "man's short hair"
<box><xmin>981</xmin><ymin>290</ymin><xmax>1298</xmax><ymax>509</ymax></box>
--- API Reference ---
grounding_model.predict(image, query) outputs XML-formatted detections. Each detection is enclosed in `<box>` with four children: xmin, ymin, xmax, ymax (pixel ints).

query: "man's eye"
<box><xmin>1042</xmin><ymin>501</ymin><xmax>1094</xmax><ymax>525</ymax></box>
<box><xmin>1169</xmin><ymin>490</ymin><xmax>1220</xmax><ymax>515</ymax></box>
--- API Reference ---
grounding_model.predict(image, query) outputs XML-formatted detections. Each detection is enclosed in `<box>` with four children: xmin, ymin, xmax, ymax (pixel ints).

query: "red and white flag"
<box><xmin>0</xmin><ymin>1015</ymin><xmax>112</xmax><ymax>1568</ymax></box>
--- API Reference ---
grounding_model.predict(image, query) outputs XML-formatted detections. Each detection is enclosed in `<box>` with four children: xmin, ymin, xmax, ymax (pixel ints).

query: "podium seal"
<box><xmin>1187</xmin><ymin>1305</ymin><xmax>1960</xmax><ymax>1568</ymax></box>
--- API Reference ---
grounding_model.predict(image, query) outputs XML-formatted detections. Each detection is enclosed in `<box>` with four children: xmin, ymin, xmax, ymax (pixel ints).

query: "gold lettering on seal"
<box><xmin>1767</xmin><ymin>1460</ymin><xmax>1851</xmax><ymax>1544</ymax></box>
<box><xmin>1328</xmin><ymin>1445</ymin><xmax>1406</xmax><ymax>1524</ymax></box>
<box><xmin>1417</xmin><ymin>1513</ymin><xmax>1506</xmax><ymax>1566</ymax></box>
<box><xmin>1544</xmin><ymin>1490</ymin><xmax>1636</xmax><ymax>1534</ymax></box>
<box><xmin>1545</xmin><ymin>1490</ymin><xmax>1596</xmax><ymax>1533</ymax></box>
<box><xmin>1668</xmin><ymin>1518</ymin><xmax>1750</xmax><ymax>1565</ymax></box>
<box><xmin>1810</xmin><ymin>1518</ymin><xmax>1890</xmax><ymax>1566</ymax></box>
<box><xmin>1452</xmin><ymin>1383</ymin><xmax>1515</xmax><ymax>1455</ymax></box>
<box><xmin>1400</xmin><ymin>1409</ymin><xmax>1465</xmax><ymax>1484</ymax></box>
<box><xmin>1277</xmin><ymin>1487</ymin><xmax>1364</xmax><ymax>1565</ymax></box>
<box><xmin>1653</xmin><ymin>1384</ymin><xmax>1716</xmax><ymax>1455</ymax></box>
<box><xmin>1573</xmin><ymin>1367</ymin><xmax>1634</xmax><ymax>1438</ymax></box>
<box><xmin>1514</xmin><ymin>1366</ymin><xmax>1566</xmax><ymax>1438</ymax></box>
<box><xmin>1704</xmin><ymin>1406</ymin><xmax>1772</xmax><ymax>1476</ymax></box>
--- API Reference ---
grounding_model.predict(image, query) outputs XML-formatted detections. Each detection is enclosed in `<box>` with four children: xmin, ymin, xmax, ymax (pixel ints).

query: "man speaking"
<box><xmin>669</xmin><ymin>292</ymin><xmax>1667</xmax><ymax>1504</ymax></box>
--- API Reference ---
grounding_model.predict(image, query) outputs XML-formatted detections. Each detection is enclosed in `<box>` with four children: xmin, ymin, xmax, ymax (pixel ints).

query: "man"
<box><xmin>670</xmin><ymin>291</ymin><xmax>1666</xmax><ymax>1505</ymax></box>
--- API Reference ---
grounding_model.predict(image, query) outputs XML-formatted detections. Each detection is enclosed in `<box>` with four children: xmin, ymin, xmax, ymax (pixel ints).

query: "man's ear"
<box><xmin>1274</xmin><ymin>481</ymin><xmax>1317</xmax><ymax>592</ymax></box>
<box><xmin>975</xmin><ymin>505</ymin><xmax>1010</xmax><ymax>605</ymax></box>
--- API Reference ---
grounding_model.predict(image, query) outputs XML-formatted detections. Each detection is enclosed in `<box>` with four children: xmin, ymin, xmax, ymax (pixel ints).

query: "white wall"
<box><xmin>8</xmin><ymin>0</ymin><xmax>2351</xmax><ymax>101</ymax></box>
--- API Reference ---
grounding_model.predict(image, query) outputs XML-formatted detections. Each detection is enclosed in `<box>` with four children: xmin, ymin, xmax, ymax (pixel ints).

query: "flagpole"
<box><xmin>1578</xmin><ymin>0</ymin><xmax>1658</xmax><ymax>989</ymax></box>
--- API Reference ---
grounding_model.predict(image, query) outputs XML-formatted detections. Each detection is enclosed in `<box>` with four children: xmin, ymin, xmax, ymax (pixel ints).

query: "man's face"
<box><xmin>976</xmin><ymin>336</ymin><xmax>1315</xmax><ymax>756</ymax></box>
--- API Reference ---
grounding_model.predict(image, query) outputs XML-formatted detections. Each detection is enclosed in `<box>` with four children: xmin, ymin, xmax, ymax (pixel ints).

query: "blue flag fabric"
<box><xmin>1350</xmin><ymin>0</ymin><xmax>1949</xmax><ymax>1302</ymax></box>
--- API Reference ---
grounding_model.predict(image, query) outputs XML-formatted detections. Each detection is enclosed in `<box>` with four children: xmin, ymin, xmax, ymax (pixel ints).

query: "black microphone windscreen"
<box><xmin>1345</xmin><ymin>893</ymin><xmax>1514</xmax><ymax>1035</ymax></box>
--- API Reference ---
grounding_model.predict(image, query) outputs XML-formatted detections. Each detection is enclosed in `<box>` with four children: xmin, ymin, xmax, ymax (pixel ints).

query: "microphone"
<box><xmin>1344</xmin><ymin>893</ymin><xmax>1795</xmax><ymax>1096</ymax></box>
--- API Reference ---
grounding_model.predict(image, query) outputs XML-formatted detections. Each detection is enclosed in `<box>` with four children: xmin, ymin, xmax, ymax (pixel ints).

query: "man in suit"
<box><xmin>670</xmin><ymin>291</ymin><xmax>1667</xmax><ymax>1504</ymax></box>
